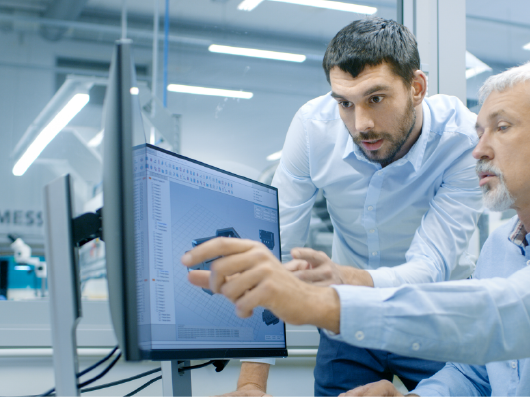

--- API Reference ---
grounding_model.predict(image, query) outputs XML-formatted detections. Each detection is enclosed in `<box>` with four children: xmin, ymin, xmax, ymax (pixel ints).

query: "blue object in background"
<box><xmin>0</xmin><ymin>256</ymin><xmax>44</xmax><ymax>290</ymax></box>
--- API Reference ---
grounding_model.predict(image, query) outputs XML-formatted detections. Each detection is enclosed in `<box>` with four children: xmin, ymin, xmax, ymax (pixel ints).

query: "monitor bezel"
<box><xmin>138</xmin><ymin>143</ymin><xmax>287</xmax><ymax>361</ymax></box>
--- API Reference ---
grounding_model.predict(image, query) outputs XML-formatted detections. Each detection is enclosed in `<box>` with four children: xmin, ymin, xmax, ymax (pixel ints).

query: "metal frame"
<box><xmin>403</xmin><ymin>0</ymin><xmax>467</xmax><ymax>102</ymax></box>
<box><xmin>43</xmin><ymin>174</ymin><xmax>81</xmax><ymax>396</ymax></box>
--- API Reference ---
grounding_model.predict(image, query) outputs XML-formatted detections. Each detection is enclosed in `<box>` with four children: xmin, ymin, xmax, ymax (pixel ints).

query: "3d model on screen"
<box><xmin>262</xmin><ymin>309</ymin><xmax>280</xmax><ymax>326</ymax></box>
<box><xmin>188</xmin><ymin>227</ymin><xmax>241</xmax><ymax>295</ymax></box>
<box><xmin>259</xmin><ymin>230</ymin><xmax>274</xmax><ymax>250</ymax></box>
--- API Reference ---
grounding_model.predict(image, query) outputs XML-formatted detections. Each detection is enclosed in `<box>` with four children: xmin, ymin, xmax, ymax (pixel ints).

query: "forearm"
<box><xmin>237</xmin><ymin>362</ymin><xmax>270</xmax><ymax>392</ymax></box>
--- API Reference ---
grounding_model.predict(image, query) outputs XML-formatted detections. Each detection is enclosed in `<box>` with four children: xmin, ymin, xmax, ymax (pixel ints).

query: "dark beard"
<box><xmin>351</xmin><ymin>97</ymin><xmax>417</xmax><ymax>167</ymax></box>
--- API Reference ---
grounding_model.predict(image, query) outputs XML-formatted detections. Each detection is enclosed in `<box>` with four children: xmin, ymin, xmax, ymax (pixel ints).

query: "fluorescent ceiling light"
<box><xmin>88</xmin><ymin>130</ymin><xmax>104</xmax><ymax>147</ymax></box>
<box><xmin>209</xmin><ymin>44</ymin><xmax>306</xmax><ymax>63</ymax></box>
<box><xmin>167</xmin><ymin>84</ymin><xmax>253</xmax><ymax>99</ymax></box>
<box><xmin>13</xmin><ymin>93</ymin><xmax>90</xmax><ymax>176</ymax></box>
<box><xmin>523</xmin><ymin>42</ymin><xmax>530</xmax><ymax>51</ymax></box>
<box><xmin>266</xmin><ymin>150</ymin><xmax>282</xmax><ymax>161</ymax></box>
<box><xmin>238</xmin><ymin>0</ymin><xmax>264</xmax><ymax>11</ymax></box>
<box><xmin>465</xmin><ymin>51</ymin><xmax>492</xmax><ymax>79</ymax></box>
<box><xmin>238</xmin><ymin>0</ymin><xmax>377</xmax><ymax>14</ymax></box>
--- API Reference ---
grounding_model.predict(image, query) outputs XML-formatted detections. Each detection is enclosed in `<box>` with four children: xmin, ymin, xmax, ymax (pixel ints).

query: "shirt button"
<box><xmin>412</xmin><ymin>343</ymin><xmax>420</xmax><ymax>351</ymax></box>
<box><xmin>369</xmin><ymin>229</ymin><xmax>375</xmax><ymax>234</ymax></box>
<box><xmin>367</xmin><ymin>206</ymin><xmax>373</xmax><ymax>211</ymax></box>
<box><xmin>511</xmin><ymin>361</ymin><xmax>517</xmax><ymax>369</ymax></box>
<box><xmin>372</xmin><ymin>251</ymin><xmax>377</xmax><ymax>256</ymax></box>
<box><xmin>377</xmin><ymin>171</ymin><xmax>383</xmax><ymax>176</ymax></box>
<box><xmin>355</xmin><ymin>331</ymin><xmax>365</xmax><ymax>341</ymax></box>
<box><xmin>527</xmin><ymin>260</ymin><xmax>530</xmax><ymax>266</ymax></box>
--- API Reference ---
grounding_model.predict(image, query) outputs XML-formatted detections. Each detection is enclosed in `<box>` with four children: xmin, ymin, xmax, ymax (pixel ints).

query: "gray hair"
<box><xmin>479</xmin><ymin>61</ymin><xmax>530</xmax><ymax>103</ymax></box>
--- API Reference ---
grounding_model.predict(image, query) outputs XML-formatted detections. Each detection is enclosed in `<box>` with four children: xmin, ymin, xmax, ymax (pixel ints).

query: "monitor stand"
<box><xmin>44</xmin><ymin>175</ymin><xmax>194</xmax><ymax>396</ymax></box>
<box><xmin>162</xmin><ymin>360</ymin><xmax>192</xmax><ymax>396</ymax></box>
<box><xmin>44</xmin><ymin>174</ymin><xmax>82</xmax><ymax>396</ymax></box>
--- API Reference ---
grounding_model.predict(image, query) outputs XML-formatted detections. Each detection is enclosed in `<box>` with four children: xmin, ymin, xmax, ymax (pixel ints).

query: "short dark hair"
<box><xmin>323</xmin><ymin>17</ymin><xmax>420</xmax><ymax>87</ymax></box>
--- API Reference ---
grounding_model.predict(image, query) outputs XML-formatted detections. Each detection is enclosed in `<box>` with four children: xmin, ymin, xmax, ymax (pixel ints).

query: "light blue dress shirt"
<box><xmin>330</xmin><ymin>216</ymin><xmax>530</xmax><ymax>395</ymax></box>
<box><xmin>272</xmin><ymin>93</ymin><xmax>482</xmax><ymax>288</ymax></box>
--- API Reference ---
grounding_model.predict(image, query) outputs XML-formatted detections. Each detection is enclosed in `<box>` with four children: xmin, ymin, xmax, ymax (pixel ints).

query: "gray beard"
<box><xmin>476</xmin><ymin>160</ymin><xmax>515</xmax><ymax>211</ymax></box>
<box><xmin>482</xmin><ymin>182</ymin><xmax>515</xmax><ymax>212</ymax></box>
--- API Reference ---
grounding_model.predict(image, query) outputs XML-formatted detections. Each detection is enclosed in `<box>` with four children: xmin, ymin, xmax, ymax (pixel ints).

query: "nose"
<box><xmin>472</xmin><ymin>132</ymin><xmax>494</xmax><ymax>161</ymax></box>
<box><xmin>354</xmin><ymin>107</ymin><xmax>375</xmax><ymax>133</ymax></box>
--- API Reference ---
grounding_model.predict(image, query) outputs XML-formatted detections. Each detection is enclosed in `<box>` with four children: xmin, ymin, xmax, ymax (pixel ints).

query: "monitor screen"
<box><xmin>133</xmin><ymin>143</ymin><xmax>286</xmax><ymax>359</ymax></box>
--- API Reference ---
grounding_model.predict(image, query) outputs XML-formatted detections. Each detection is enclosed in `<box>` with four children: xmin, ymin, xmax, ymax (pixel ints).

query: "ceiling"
<box><xmin>0</xmin><ymin>0</ymin><xmax>527</xmax><ymax>70</ymax></box>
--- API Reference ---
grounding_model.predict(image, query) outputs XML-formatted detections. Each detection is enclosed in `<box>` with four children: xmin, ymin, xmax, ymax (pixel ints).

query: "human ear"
<box><xmin>411</xmin><ymin>70</ymin><xmax>427</xmax><ymax>106</ymax></box>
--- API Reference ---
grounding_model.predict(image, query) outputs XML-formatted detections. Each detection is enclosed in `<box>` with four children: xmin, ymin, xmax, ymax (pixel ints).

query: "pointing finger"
<box><xmin>181</xmin><ymin>238</ymin><xmax>260</xmax><ymax>268</ymax></box>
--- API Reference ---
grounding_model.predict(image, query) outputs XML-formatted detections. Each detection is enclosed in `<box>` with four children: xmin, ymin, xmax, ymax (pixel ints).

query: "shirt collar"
<box><xmin>342</xmin><ymin>100</ymin><xmax>431</xmax><ymax>172</ymax></box>
<box><xmin>509</xmin><ymin>218</ymin><xmax>528</xmax><ymax>248</ymax></box>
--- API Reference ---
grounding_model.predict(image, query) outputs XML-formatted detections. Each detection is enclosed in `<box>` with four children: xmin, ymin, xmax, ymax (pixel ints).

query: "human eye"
<box><xmin>339</xmin><ymin>101</ymin><xmax>353</xmax><ymax>109</ymax></box>
<box><xmin>498</xmin><ymin>122</ymin><xmax>510</xmax><ymax>132</ymax></box>
<box><xmin>369</xmin><ymin>95</ymin><xmax>384</xmax><ymax>104</ymax></box>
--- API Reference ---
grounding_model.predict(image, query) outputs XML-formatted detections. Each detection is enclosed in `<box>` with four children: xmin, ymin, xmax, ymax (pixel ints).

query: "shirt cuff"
<box><xmin>240</xmin><ymin>358</ymin><xmax>276</xmax><ymax>365</ymax></box>
<box><xmin>330</xmin><ymin>285</ymin><xmax>387</xmax><ymax>348</ymax></box>
<box><xmin>366</xmin><ymin>267</ymin><xmax>399</xmax><ymax>288</ymax></box>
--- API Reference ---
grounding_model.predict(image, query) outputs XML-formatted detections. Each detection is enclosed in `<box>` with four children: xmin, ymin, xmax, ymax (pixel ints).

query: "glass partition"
<box><xmin>0</xmin><ymin>0</ymin><xmax>400</xmax><ymax>299</ymax></box>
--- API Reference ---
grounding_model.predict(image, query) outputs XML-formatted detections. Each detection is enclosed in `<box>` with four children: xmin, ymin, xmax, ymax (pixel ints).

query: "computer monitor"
<box><xmin>102</xmin><ymin>40</ymin><xmax>287</xmax><ymax>361</ymax></box>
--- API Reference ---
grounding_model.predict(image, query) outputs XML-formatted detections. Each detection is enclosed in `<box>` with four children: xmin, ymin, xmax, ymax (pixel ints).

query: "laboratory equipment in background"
<box><xmin>9</xmin><ymin>235</ymin><xmax>47</xmax><ymax>297</ymax></box>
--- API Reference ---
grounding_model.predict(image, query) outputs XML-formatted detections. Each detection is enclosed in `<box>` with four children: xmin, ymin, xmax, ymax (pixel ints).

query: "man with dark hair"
<box><xmin>183</xmin><ymin>62</ymin><xmax>530</xmax><ymax>397</ymax></box>
<box><xmin>217</xmin><ymin>17</ymin><xmax>482</xmax><ymax>396</ymax></box>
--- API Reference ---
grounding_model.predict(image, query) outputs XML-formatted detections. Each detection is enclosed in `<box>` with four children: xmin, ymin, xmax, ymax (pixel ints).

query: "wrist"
<box><xmin>237</xmin><ymin>382</ymin><xmax>267</xmax><ymax>393</ymax></box>
<box><xmin>341</xmin><ymin>266</ymin><xmax>374</xmax><ymax>287</ymax></box>
<box><xmin>238</xmin><ymin>362</ymin><xmax>269</xmax><ymax>392</ymax></box>
<box><xmin>307</xmin><ymin>286</ymin><xmax>340</xmax><ymax>334</ymax></box>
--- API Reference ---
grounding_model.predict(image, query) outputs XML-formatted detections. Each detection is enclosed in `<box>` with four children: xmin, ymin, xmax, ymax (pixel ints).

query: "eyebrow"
<box><xmin>475</xmin><ymin>110</ymin><xmax>514</xmax><ymax>131</ymax></box>
<box><xmin>331</xmin><ymin>84</ymin><xmax>391</xmax><ymax>100</ymax></box>
<box><xmin>362</xmin><ymin>84</ymin><xmax>391</xmax><ymax>97</ymax></box>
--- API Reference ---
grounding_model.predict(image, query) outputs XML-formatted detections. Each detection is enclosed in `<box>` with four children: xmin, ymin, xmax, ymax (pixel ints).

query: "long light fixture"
<box><xmin>238</xmin><ymin>0</ymin><xmax>377</xmax><ymax>14</ymax></box>
<box><xmin>465</xmin><ymin>51</ymin><xmax>492</xmax><ymax>80</ymax></box>
<box><xmin>238</xmin><ymin>0</ymin><xmax>264</xmax><ymax>10</ymax></box>
<box><xmin>523</xmin><ymin>42</ymin><xmax>530</xmax><ymax>51</ymax></box>
<box><xmin>167</xmin><ymin>84</ymin><xmax>253</xmax><ymax>99</ymax></box>
<box><xmin>209</xmin><ymin>44</ymin><xmax>306</xmax><ymax>63</ymax></box>
<box><xmin>13</xmin><ymin>93</ymin><xmax>90</xmax><ymax>176</ymax></box>
<box><xmin>88</xmin><ymin>130</ymin><xmax>104</xmax><ymax>147</ymax></box>
<box><xmin>266</xmin><ymin>150</ymin><xmax>282</xmax><ymax>161</ymax></box>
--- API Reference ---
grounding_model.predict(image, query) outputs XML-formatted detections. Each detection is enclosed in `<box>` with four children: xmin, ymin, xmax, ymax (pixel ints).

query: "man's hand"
<box><xmin>286</xmin><ymin>248</ymin><xmax>374</xmax><ymax>287</ymax></box>
<box><xmin>181</xmin><ymin>238</ymin><xmax>340</xmax><ymax>333</ymax></box>
<box><xmin>219</xmin><ymin>384</ymin><xmax>271</xmax><ymax>397</ymax></box>
<box><xmin>339</xmin><ymin>380</ymin><xmax>406</xmax><ymax>396</ymax></box>
<box><xmin>216</xmin><ymin>362</ymin><xmax>271</xmax><ymax>397</ymax></box>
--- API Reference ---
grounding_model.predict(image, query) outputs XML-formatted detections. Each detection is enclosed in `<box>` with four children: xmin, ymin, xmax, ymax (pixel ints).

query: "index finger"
<box><xmin>291</xmin><ymin>248</ymin><xmax>330</xmax><ymax>266</ymax></box>
<box><xmin>181</xmin><ymin>237</ymin><xmax>260</xmax><ymax>267</ymax></box>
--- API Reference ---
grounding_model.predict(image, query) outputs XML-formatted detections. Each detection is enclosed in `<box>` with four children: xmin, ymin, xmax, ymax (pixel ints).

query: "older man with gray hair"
<box><xmin>182</xmin><ymin>61</ymin><xmax>530</xmax><ymax>396</ymax></box>
<box><xmin>336</xmin><ymin>61</ymin><xmax>530</xmax><ymax>396</ymax></box>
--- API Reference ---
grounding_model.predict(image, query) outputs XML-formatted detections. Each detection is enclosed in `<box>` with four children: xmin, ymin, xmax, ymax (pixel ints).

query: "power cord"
<box><xmin>0</xmin><ymin>347</ymin><xmax>120</xmax><ymax>397</ymax></box>
<box><xmin>123</xmin><ymin>375</ymin><xmax>162</xmax><ymax>397</ymax></box>
<box><xmin>122</xmin><ymin>360</ymin><xmax>230</xmax><ymax>396</ymax></box>
<box><xmin>80</xmin><ymin>368</ymin><xmax>161</xmax><ymax>393</ymax></box>
<box><xmin>77</xmin><ymin>352</ymin><xmax>122</xmax><ymax>388</ymax></box>
<box><xmin>7</xmin><ymin>353</ymin><xmax>228</xmax><ymax>397</ymax></box>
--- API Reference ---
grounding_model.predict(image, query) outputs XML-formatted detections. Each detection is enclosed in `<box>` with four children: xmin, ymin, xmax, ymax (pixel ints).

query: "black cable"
<box><xmin>80</xmin><ymin>368</ymin><xmax>161</xmax><ymax>393</ymax></box>
<box><xmin>77</xmin><ymin>352</ymin><xmax>122</xmax><ymax>389</ymax></box>
<box><xmin>78</xmin><ymin>346</ymin><xmax>119</xmax><ymax>377</ymax></box>
<box><xmin>123</xmin><ymin>375</ymin><xmax>162</xmax><ymax>397</ymax></box>
<box><xmin>179</xmin><ymin>360</ymin><xmax>214</xmax><ymax>372</ymax></box>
